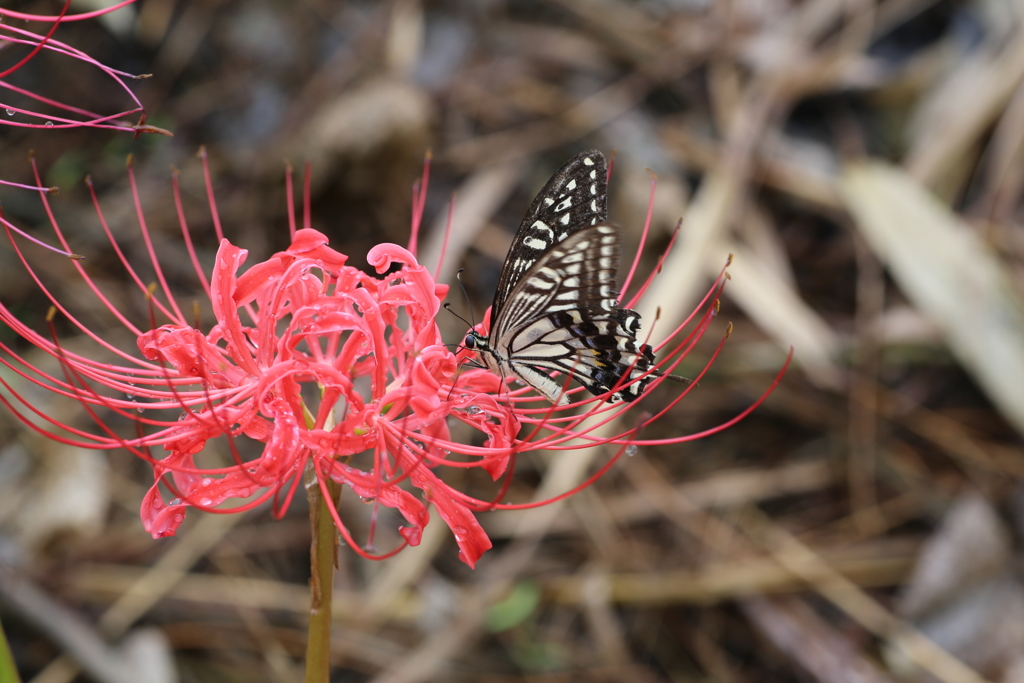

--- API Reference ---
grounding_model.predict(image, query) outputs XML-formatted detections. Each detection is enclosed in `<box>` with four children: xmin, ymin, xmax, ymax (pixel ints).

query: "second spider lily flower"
<box><xmin>0</xmin><ymin>0</ymin><xmax>166</xmax><ymax>137</ymax></box>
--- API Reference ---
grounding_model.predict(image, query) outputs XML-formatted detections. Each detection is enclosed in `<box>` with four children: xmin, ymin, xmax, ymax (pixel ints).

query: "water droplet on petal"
<box><xmin>173</xmin><ymin>513</ymin><xmax>184</xmax><ymax>523</ymax></box>
<box><xmin>201</xmin><ymin>477</ymin><xmax>212</xmax><ymax>487</ymax></box>
<box><xmin>168</xmin><ymin>498</ymin><xmax>182</xmax><ymax>506</ymax></box>
<box><xmin>465</xmin><ymin>405</ymin><xmax>482</xmax><ymax>415</ymax></box>
<box><xmin>625</xmin><ymin>444</ymin><xmax>638</xmax><ymax>457</ymax></box>
<box><xmin>199</xmin><ymin>497</ymin><xmax>212</xmax><ymax>506</ymax></box>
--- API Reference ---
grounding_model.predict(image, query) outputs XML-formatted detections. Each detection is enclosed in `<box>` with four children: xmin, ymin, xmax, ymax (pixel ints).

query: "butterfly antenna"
<box><xmin>442</xmin><ymin>269</ymin><xmax>479</xmax><ymax>331</ymax></box>
<box><xmin>442</xmin><ymin>269</ymin><xmax>489</xmax><ymax>402</ymax></box>
<box><xmin>455</xmin><ymin>269</ymin><xmax>476</xmax><ymax>328</ymax></box>
<box><xmin>443</xmin><ymin>303</ymin><xmax>475</xmax><ymax>329</ymax></box>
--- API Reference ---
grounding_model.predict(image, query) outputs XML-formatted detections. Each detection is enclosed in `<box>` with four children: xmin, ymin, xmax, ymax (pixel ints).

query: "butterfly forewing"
<box><xmin>493</xmin><ymin>224</ymin><xmax>619</xmax><ymax>341</ymax></box>
<box><xmin>490</xmin><ymin>150</ymin><xmax>607</xmax><ymax>318</ymax></box>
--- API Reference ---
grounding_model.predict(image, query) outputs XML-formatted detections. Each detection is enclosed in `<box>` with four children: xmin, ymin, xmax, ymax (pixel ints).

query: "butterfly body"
<box><xmin>467</xmin><ymin>151</ymin><xmax>656</xmax><ymax>405</ymax></box>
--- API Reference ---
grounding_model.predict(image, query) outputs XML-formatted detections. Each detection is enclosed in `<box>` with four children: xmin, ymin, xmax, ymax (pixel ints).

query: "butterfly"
<box><xmin>464</xmin><ymin>150</ymin><xmax>657</xmax><ymax>405</ymax></box>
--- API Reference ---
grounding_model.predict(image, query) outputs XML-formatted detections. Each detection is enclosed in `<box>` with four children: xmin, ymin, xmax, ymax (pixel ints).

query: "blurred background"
<box><xmin>2</xmin><ymin>0</ymin><xmax>1024</xmax><ymax>681</ymax></box>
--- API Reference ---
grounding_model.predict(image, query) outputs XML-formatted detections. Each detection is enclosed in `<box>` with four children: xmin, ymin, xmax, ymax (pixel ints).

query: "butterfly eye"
<box><xmin>464</xmin><ymin>335</ymin><xmax>477</xmax><ymax>349</ymax></box>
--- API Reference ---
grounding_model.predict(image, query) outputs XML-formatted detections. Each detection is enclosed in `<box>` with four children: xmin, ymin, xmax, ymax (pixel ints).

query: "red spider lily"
<box><xmin>0</xmin><ymin>150</ymin><xmax>789</xmax><ymax>569</ymax></box>
<box><xmin>0</xmin><ymin>0</ymin><xmax>166</xmax><ymax>138</ymax></box>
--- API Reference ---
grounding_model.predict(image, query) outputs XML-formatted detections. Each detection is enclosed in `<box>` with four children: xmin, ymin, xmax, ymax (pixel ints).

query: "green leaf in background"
<box><xmin>484</xmin><ymin>580</ymin><xmax>541</xmax><ymax>633</ymax></box>
<box><xmin>0</xmin><ymin>616</ymin><xmax>23</xmax><ymax>683</ymax></box>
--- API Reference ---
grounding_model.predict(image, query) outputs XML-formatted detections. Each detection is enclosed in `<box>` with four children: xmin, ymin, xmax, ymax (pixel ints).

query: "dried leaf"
<box><xmin>898</xmin><ymin>492</ymin><xmax>1012</xmax><ymax>619</ymax></box>
<box><xmin>841</xmin><ymin>161</ymin><xmax>1024</xmax><ymax>436</ymax></box>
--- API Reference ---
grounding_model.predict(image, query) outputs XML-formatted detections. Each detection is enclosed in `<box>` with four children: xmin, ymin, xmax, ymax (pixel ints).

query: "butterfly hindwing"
<box><xmin>491</xmin><ymin>150</ymin><xmax>607</xmax><ymax>317</ymax></box>
<box><xmin>493</xmin><ymin>225</ymin><xmax>655</xmax><ymax>404</ymax></box>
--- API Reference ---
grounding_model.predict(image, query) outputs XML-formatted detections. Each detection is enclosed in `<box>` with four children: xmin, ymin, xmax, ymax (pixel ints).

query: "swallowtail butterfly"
<box><xmin>465</xmin><ymin>150</ymin><xmax>656</xmax><ymax>404</ymax></box>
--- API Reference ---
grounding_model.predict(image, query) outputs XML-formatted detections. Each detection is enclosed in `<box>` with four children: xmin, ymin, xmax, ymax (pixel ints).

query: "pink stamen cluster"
<box><xmin>0</xmin><ymin>151</ymin><xmax>789</xmax><ymax>568</ymax></box>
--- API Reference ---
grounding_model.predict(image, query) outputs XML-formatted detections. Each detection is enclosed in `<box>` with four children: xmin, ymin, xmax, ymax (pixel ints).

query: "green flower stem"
<box><xmin>304</xmin><ymin>475</ymin><xmax>341</xmax><ymax>683</ymax></box>
<box><xmin>0</xmin><ymin>616</ymin><xmax>22</xmax><ymax>683</ymax></box>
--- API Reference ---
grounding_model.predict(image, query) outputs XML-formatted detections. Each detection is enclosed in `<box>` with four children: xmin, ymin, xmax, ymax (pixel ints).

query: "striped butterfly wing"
<box><xmin>491</xmin><ymin>224</ymin><xmax>655</xmax><ymax>404</ymax></box>
<box><xmin>490</xmin><ymin>150</ymin><xmax>607</xmax><ymax>319</ymax></box>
